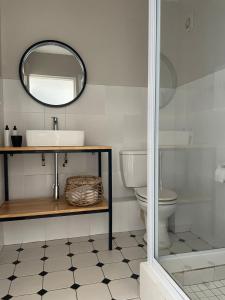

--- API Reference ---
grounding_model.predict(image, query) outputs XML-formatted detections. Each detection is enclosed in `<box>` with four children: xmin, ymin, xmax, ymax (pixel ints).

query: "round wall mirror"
<box><xmin>160</xmin><ymin>54</ymin><xmax>177</xmax><ymax>109</ymax></box>
<box><xmin>19</xmin><ymin>40</ymin><xmax>87</xmax><ymax>107</ymax></box>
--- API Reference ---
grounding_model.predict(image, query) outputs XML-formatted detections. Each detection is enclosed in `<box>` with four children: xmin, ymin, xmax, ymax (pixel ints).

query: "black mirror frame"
<box><xmin>19</xmin><ymin>40</ymin><xmax>87</xmax><ymax>108</ymax></box>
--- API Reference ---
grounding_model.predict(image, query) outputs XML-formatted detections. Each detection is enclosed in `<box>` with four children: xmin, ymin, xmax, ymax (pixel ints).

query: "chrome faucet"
<box><xmin>52</xmin><ymin>117</ymin><xmax>58</xmax><ymax>130</ymax></box>
<box><xmin>52</xmin><ymin>117</ymin><xmax>59</xmax><ymax>199</ymax></box>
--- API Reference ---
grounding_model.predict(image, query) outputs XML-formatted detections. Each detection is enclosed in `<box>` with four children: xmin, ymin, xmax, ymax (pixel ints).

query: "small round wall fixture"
<box><xmin>19</xmin><ymin>40</ymin><xmax>87</xmax><ymax>107</ymax></box>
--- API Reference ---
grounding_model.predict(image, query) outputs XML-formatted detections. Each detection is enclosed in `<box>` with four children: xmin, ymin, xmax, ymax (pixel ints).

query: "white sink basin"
<box><xmin>26</xmin><ymin>130</ymin><xmax>85</xmax><ymax>146</ymax></box>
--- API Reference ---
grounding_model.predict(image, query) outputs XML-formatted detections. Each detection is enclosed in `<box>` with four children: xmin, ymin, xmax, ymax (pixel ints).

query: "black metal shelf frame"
<box><xmin>0</xmin><ymin>148</ymin><xmax>113</xmax><ymax>250</ymax></box>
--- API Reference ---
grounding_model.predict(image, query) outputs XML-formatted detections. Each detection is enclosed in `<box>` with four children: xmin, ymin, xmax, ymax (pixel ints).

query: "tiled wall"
<box><xmin>160</xmin><ymin>249</ymin><xmax>225</xmax><ymax>285</ymax></box>
<box><xmin>2</xmin><ymin>79</ymin><xmax>147</xmax><ymax>244</ymax></box>
<box><xmin>160</xmin><ymin>67</ymin><xmax>225</xmax><ymax>247</ymax></box>
<box><xmin>184</xmin><ymin>70</ymin><xmax>225</xmax><ymax>247</ymax></box>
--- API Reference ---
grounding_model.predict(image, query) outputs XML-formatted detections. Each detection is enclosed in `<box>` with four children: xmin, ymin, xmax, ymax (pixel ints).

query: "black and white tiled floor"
<box><xmin>0</xmin><ymin>230</ymin><xmax>146</xmax><ymax>300</ymax></box>
<box><xmin>159</xmin><ymin>231</ymin><xmax>213</xmax><ymax>257</ymax></box>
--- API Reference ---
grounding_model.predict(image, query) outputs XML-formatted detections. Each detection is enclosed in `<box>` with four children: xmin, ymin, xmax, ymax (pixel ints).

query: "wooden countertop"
<box><xmin>0</xmin><ymin>197</ymin><xmax>108</xmax><ymax>220</ymax></box>
<box><xmin>0</xmin><ymin>146</ymin><xmax>112</xmax><ymax>152</ymax></box>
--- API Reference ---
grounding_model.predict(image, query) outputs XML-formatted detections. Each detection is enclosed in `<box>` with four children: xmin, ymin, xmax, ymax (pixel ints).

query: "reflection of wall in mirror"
<box><xmin>24</xmin><ymin>52</ymin><xmax>82</xmax><ymax>77</ymax></box>
<box><xmin>24</xmin><ymin>52</ymin><xmax>83</xmax><ymax>80</ymax></box>
<box><xmin>23</xmin><ymin>52</ymin><xmax>84</xmax><ymax>99</ymax></box>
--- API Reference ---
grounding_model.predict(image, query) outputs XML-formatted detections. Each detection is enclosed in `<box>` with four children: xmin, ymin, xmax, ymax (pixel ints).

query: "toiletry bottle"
<box><xmin>4</xmin><ymin>125</ymin><xmax>10</xmax><ymax>146</ymax></box>
<box><xmin>12</xmin><ymin>125</ymin><xmax>18</xmax><ymax>136</ymax></box>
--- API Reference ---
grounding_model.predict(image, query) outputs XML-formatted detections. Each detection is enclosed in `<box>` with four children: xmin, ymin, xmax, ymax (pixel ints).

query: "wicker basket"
<box><xmin>65</xmin><ymin>176</ymin><xmax>104</xmax><ymax>207</ymax></box>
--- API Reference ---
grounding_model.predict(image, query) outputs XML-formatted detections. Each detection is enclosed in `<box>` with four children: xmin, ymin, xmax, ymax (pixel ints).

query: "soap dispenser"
<box><xmin>4</xmin><ymin>125</ymin><xmax>10</xmax><ymax>146</ymax></box>
<box><xmin>12</xmin><ymin>125</ymin><xmax>18</xmax><ymax>136</ymax></box>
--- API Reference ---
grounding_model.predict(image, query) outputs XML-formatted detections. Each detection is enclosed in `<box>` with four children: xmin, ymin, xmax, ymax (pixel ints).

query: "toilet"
<box><xmin>120</xmin><ymin>150</ymin><xmax>177</xmax><ymax>249</ymax></box>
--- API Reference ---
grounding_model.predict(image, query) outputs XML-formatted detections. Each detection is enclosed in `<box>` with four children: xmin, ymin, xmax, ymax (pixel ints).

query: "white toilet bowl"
<box><xmin>136</xmin><ymin>187</ymin><xmax>177</xmax><ymax>249</ymax></box>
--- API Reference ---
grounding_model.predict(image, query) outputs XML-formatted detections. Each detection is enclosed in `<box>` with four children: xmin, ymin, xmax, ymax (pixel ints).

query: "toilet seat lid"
<box><xmin>135</xmin><ymin>187</ymin><xmax>177</xmax><ymax>202</ymax></box>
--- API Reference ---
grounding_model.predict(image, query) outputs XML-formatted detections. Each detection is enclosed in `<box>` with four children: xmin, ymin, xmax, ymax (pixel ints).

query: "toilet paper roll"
<box><xmin>215</xmin><ymin>165</ymin><xmax>225</xmax><ymax>183</ymax></box>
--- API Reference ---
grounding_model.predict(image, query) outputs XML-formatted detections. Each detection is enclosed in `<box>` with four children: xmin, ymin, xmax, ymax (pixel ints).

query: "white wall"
<box><xmin>161</xmin><ymin>0</ymin><xmax>225</xmax><ymax>87</ymax></box>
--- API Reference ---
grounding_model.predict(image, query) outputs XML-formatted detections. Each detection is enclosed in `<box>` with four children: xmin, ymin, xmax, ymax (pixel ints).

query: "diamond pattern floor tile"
<box><xmin>18</xmin><ymin>248</ymin><xmax>44</xmax><ymax>261</ymax></box>
<box><xmin>102</xmin><ymin>262</ymin><xmax>132</xmax><ymax>280</ymax></box>
<box><xmin>97</xmin><ymin>250</ymin><xmax>124</xmax><ymax>264</ymax></box>
<box><xmin>109</xmin><ymin>278</ymin><xmax>139</xmax><ymax>300</ymax></box>
<box><xmin>70</xmin><ymin>241</ymin><xmax>93</xmax><ymax>254</ymax></box>
<box><xmin>72</xmin><ymin>253</ymin><xmax>98</xmax><ymax>268</ymax></box>
<box><xmin>45</xmin><ymin>245</ymin><xmax>69</xmax><ymax>258</ymax></box>
<box><xmin>93</xmin><ymin>239</ymin><xmax>116</xmax><ymax>251</ymax></box>
<box><xmin>0</xmin><ymin>279</ymin><xmax>11</xmax><ymax>297</ymax></box>
<box><xmin>13</xmin><ymin>294</ymin><xmax>41</xmax><ymax>299</ymax></box>
<box><xmin>115</xmin><ymin>236</ymin><xmax>138</xmax><ymax>248</ymax></box>
<box><xmin>0</xmin><ymin>251</ymin><xmax>19</xmax><ymax>264</ymax></box>
<box><xmin>44</xmin><ymin>257</ymin><xmax>71</xmax><ymax>273</ymax></box>
<box><xmin>129</xmin><ymin>258</ymin><xmax>146</xmax><ymax>276</ymax></box>
<box><xmin>42</xmin><ymin>288</ymin><xmax>77</xmax><ymax>300</ymax></box>
<box><xmin>0</xmin><ymin>263</ymin><xmax>15</xmax><ymax>279</ymax></box>
<box><xmin>77</xmin><ymin>283</ymin><xmax>111</xmax><ymax>300</ymax></box>
<box><xmin>9</xmin><ymin>275</ymin><xmax>42</xmax><ymax>297</ymax></box>
<box><xmin>14</xmin><ymin>259</ymin><xmax>43</xmax><ymax>277</ymax></box>
<box><xmin>121</xmin><ymin>247</ymin><xmax>146</xmax><ymax>260</ymax></box>
<box><xmin>75</xmin><ymin>266</ymin><xmax>104</xmax><ymax>285</ymax></box>
<box><xmin>43</xmin><ymin>270</ymin><xmax>74</xmax><ymax>291</ymax></box>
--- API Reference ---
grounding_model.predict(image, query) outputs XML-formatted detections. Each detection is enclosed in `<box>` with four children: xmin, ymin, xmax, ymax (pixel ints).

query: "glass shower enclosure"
<box><xmin>155</xmin><ymin>0</ymin><xmax>225</xmax><ymax>299</ymax></box>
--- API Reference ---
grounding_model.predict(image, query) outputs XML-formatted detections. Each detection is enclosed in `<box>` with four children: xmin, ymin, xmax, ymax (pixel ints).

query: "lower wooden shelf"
<box><xmin>0</xmin><ymin>197</ymin><xmax>108</xmax><ymax>221</ymax></box>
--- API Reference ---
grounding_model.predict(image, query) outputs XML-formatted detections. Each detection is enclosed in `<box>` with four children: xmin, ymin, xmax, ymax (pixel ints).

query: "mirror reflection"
<box><xmin>160</xmin><ymin>54</ymin><xmax>177</xmax><ymax>109</ymax></box>
<box><xmin>19</xmin><ymin>41</ymin><xmax>86</xmax><ymax>107</ymax></box>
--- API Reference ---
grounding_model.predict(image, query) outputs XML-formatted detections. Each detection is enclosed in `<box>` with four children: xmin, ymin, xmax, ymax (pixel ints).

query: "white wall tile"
<box><xmin>44</xmin><ymin>105</ymin><xmax>66</xmax><ymax>115</ymax></box>
<box><xmin>159</xmin><ymin>68</ymin><xmax>225</xmax><ymax>246</ymax></box>
<box><xmin>44</xmin><ymin>113</ymin><xmax>66</xmax><ymax>130</ymax></box>
<box><xmin>24</xmin><ymin>175</ymin><xmax>54</xmax><ymax>198</ymax></box>
<box><xmin>66</xmin><ymin>84</ymin><xmax>106</xmax><ymax>115</ymax></box>
<box><xmin>123</xmin><ymin>114</ymin><xmax>147</xmax><ymax>148</ymax></box>
<box><xmin>8</xmin><ymin>174</ymin><xmax>25</xmax><ymax>199</ymax></box>
<box><xmin>105</xmin><ymin>86</ymin><xmax>147</xmax><ymax>115</ymax></box>
<box><xmin>3</xmin><ymin>79</ymin><xmax>44</xmax><ymax>113</ymax></box>
<box><xmin>23</xmin><ymin>154</ymin><xmax>54</xmax><ymax>175</ymax></box>
<box><xmin>128</xmin><ymin>200</ymin><xmax>145</xmax><ymax>231</ymax></box>
<box><xmin>8</xmin><ymin>154</ymin><xmax>25</xmax><ymax>176</ymax></box>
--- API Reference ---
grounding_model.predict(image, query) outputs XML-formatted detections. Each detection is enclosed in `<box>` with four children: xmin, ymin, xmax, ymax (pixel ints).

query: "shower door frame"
<box><xmin>145</xmin><ymin>0</ymin><xmax>189</xmax><ymax>299</ymax></box>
